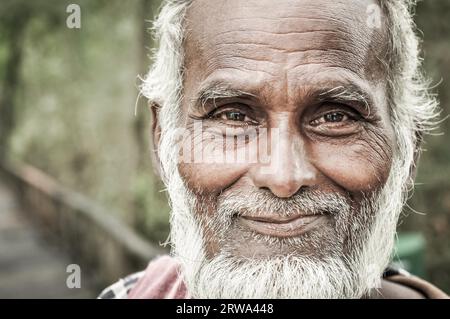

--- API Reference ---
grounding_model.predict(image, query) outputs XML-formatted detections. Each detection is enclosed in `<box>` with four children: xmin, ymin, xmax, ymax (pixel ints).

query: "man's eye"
<box><xmin>324</xmin><ymin>112</ymin><xmax>345</xmax><ymax>122</ymax></box>
<box><xmin>223</xmin><ymin>111</ymin><xmax>246</xmax><ymax>122</ymax></box>
<box><xmin>310</xmin><ymin>111</ymin><xmax>352</xmax><ymax>126</ymax></box>
<box><xmin>211</xmin><ymin>109</ymin><xmax>254</xmax><ymax>123</ymax></box>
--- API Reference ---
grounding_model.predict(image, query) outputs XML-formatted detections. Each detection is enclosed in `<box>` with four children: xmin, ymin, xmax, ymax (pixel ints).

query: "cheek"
<box><xmin>311</xmin><ymin>137</ymin><xmax>393</xmax><ymax>193</ymax></box>
<box><xmin>178</xmin><ymin>162</ymin><xmax>248</xmax><ymax>195</ymax></box>
<box><xmin>177</xmin><ymin>128</ymin><xmax>260</xmax><ymax>195</ymax></box>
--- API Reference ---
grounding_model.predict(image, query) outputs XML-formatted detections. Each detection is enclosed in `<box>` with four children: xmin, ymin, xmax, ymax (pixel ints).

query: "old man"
<box><xmin>100</xmin><ymin>0</ymin><xmax>448</xmax><ymax>299</ymax></box>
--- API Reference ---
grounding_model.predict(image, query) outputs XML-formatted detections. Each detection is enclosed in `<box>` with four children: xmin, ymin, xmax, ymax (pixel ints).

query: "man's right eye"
<box><xmin>208</xmin><ymin>107</ymin><xmax>258</xmax><ymax>126</ymax></box>
<box><xmin>215</xmin><ymin>110</ymin><xmax>246</xmax><ymax>122</ymax></box>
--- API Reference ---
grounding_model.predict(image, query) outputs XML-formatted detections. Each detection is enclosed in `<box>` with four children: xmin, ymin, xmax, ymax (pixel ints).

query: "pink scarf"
<box><xmin>127</xmin><ymin>255</ymin><xmax>190</xmax><ymax>299</ymax></box>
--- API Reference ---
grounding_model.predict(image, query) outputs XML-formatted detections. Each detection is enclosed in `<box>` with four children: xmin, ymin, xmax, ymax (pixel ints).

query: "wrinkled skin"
<box><xmin>152</xmin><ymin>0</ymin><xmax>423</xmax><ymax>298</ymax></box>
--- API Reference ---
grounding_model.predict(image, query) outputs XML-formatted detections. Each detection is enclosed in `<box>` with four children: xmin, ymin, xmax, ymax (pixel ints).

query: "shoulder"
<box><xmin>97</xmin><ymin>255</ymin><xmax>184</xmax><ymax>299</ymax></box>
<box><xmin>375</xmin><ymin>267</ymin><xmax>449</xmax><ymax>299</ymax></box>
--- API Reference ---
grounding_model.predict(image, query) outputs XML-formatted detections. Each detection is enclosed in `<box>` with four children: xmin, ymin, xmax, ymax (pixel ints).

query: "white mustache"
<box><xmin>216</xmin><ymin>188</ymin><xmax>351</xmax><ymax>220</ymax></box>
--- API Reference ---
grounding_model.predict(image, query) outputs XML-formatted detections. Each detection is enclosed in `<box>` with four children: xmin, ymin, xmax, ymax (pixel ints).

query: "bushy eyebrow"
<box><xmin>191</xmin><ymin>82</ymin><xmax>375</xmax><ymax>115</ymax></box>
<box><xmin>192</xmin><ymin>82</ymin><xmax>257</xmax><ymax>112</ymax></box>
<box><xmin>317</xmin><ymin>85</ymin><xmax>373</xmax><ymax>113</ymax></box>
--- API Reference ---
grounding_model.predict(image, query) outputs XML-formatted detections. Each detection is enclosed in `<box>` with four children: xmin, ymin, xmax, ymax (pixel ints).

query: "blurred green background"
<box><xmin>0</xmin><ymin>0</ymin><xmax>449</xmax><ymax>293</ymax></box>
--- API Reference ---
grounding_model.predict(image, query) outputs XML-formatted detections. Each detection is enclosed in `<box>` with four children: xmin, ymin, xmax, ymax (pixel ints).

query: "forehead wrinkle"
<box><xmin>186</xmin><ymin>0</ymin><xmax>376</xmax><ymax>47</ymax></box>
<box><xmin>187</xmin><ymin>29</ymin><xmax>376</xmax><ymax>83</ymax></box>
<box><xmin>203</xmin><ymin>58</ymin><xmax>279</xmax><ymax>78</ymax></box>
<box><xmin>200</xmin><ymin>34</ymin><xmax>368</xmax><ymax>79</ymax></box>
<box><xmin>202</xmin><ymin>46</ymin><xmax>369</xmax><ymax>83</ymax></box>
<box><xmin>205</xmin><ymin>0</ymin><xmax>366</xmax><ymax>25</ymax></box>
<box><xmin>204</xmin><ymin>29</ymin><xmax>365</xmax><ymax>68</ymax></box>
<box><xmin>212</xmin><ymin>24</ymin><xmax>368</xmax><ymax>57</ymax></box>
<box><xmin>183</xmin><ymin>0</ymin><xmax>389</xmax><ymax>111</ymax></box>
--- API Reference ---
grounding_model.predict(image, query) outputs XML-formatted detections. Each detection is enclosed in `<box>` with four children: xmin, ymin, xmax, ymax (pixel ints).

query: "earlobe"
<box><xmin>150</xmin><ymin>102</ymin><xmax>162</xmax><ymax>178</ymax></box>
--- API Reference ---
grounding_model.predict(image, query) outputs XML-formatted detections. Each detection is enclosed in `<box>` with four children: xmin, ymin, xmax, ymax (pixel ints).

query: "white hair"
<box><xmin>140</xmin><ymin>0</ymin><xmax>441</xmax><ymax>298</ymax></box>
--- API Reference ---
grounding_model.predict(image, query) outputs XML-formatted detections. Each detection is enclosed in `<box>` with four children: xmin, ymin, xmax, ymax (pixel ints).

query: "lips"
<box><xmin>238</xmin><ymin>213</ymin><xmax>327</xmax><ymax>238</ymax></box>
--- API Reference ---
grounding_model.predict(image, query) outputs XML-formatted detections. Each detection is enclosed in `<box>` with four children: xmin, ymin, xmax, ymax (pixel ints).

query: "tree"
<box><xmin>0</xmin><ymin>1</ymin><xmax>66</xmax><ymax>158</ymax></box>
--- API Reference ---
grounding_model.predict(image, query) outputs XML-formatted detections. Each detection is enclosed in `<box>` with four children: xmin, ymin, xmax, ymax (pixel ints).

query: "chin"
<box><xmin>211</xmin><ymin>216</ymin><xmax>342</xmax><ymax>260</ymax></box>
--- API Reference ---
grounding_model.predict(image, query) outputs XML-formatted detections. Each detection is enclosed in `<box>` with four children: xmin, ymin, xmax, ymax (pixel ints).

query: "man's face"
<box><xmin>174</xmin><ymin>0</ymin><xmax>395</xmax><ymax>260</ymax></box>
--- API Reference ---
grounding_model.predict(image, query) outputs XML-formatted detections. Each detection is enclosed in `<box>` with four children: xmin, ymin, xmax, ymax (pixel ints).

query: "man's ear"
<box><xmin>150</xmin><ymin>102</ymin><xmax>162</xmax><ymax>178</ymax></box>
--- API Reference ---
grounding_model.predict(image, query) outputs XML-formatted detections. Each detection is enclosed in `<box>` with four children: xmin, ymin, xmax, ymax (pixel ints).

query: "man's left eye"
<box><xmin>310</xmin><ymin>111</ymin><xmax>353</xmax><ymax>126</ymax></box>
<box><xmin>223</xmin><ymin>111</ymin><xmax>246</xmax><ymax>122</ymax></box>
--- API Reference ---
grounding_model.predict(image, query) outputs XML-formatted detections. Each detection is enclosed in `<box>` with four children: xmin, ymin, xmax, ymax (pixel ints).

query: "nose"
<box><xmin>249</xmin><ymin>129</ymin><xmax>317</xmax><ymax>198</ymax></box>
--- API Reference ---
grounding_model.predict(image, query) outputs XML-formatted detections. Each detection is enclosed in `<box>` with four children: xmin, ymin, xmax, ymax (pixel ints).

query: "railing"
<box><xmin>0</xmin><ymin>160</ymin><xmax>166</xmax><ymax>290</ymax></box>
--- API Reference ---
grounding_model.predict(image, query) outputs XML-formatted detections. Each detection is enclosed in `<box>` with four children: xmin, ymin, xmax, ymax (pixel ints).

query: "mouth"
<box><xmin>237</xmin><ymin>213</ymin><xmax>327</xmax><ymax>238</ymax></box>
